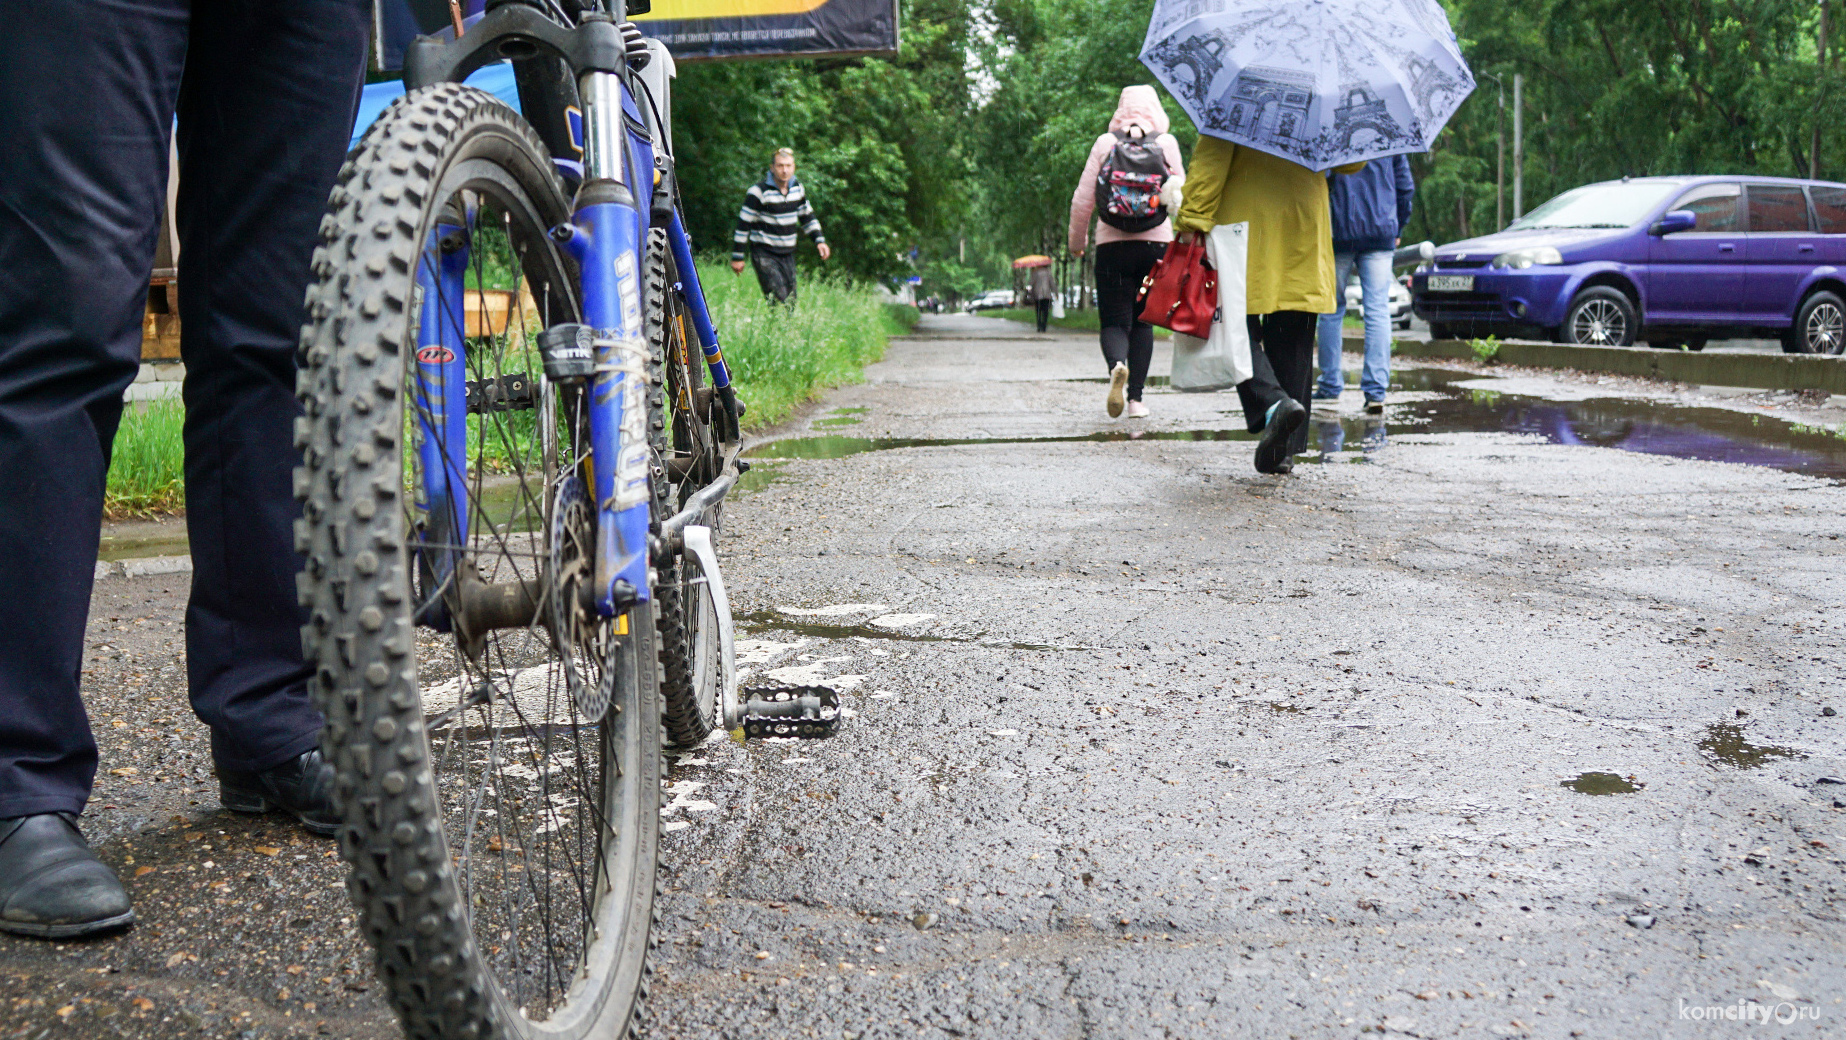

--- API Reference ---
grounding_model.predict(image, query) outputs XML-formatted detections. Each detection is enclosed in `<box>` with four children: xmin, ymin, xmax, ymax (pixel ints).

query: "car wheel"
<box><xmin>1559</xmin><ymin>287</ymin><xmax>1637</xmax><ymax>347</ymax></box>
<box><xmin>1784</xmin><ymin>291</ymin><xmax>1846</xmax><ymax>355</ymax></box>
<box><xmin>1429</xmin><ymin>323</ymin><xmax>1456</xmax><ymax>341</ymax></box>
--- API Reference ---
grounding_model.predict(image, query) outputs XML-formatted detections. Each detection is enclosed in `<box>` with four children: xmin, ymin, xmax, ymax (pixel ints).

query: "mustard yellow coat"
<box><xmin>1174</xmin><ymin>137</ymin><xmax>1364</xmax><ymax>315</ymax></box>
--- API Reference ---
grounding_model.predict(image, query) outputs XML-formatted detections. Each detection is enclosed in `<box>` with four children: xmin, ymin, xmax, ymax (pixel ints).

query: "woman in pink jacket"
<box><xmin>1068</xmin><ymin>85</ymin><xmax>1185</xmax><ymax>419</ymax></box>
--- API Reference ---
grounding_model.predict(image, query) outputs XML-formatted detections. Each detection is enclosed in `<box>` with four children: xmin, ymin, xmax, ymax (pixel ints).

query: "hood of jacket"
<box><xmin>1108</xmin><ymin>85</ymin><xmax>1170</xmax><ymax>138</ymax></box>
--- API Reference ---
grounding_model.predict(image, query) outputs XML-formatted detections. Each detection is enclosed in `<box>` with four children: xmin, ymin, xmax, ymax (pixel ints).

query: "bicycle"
<box><xmin>293</xmin><ymin>3</ymin><xmax>839</xmax><ymax>1035</ymax></box>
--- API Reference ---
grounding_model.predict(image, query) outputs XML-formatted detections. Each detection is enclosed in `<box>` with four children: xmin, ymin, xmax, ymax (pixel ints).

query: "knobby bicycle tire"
<box><xmin>295</xmin><ymin>83</ymin><xmax>660</xmax><ymax>1040</ymax></box>
<box><xmin>646</xmin><ymin>228</ymin><xmax>723</xmax><ymax>747</ymax></box>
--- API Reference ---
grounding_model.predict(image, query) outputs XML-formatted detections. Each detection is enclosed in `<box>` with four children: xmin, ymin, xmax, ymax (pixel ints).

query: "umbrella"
<box><xmin>1012</xmin><ymin>255</ymin><xmax>1054</xmax><ymax>269</ymax></box>
<box><xmin>1140</xmin><ymin>0</ymin><xmax>1473</xmax><ymax>172</ymax></box>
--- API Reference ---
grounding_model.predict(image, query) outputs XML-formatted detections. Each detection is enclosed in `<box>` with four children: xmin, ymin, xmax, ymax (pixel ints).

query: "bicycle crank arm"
<box><xmin>656</xmin><ymin>465</ymin><xmax>743</xmax><ymax>555</ymax></box>
<box><xmin>681</xmin><ymin>524</ymin><xmax>740</xmax><ymax>731</ymax></box>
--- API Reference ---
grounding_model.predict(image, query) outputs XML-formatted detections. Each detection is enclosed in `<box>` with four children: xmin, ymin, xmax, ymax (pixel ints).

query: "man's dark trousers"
<box><xmin>0</xmin><ymin>0</ymin><xmax>369</xmax><ymax>818</ymax></box>
<box><xmin>751</xmin><ymin>247</ymin><xmax>798</xmax><ymax>304</ymax></box>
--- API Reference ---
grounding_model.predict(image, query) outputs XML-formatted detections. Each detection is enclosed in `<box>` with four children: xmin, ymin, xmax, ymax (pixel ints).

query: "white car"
<box><xmin>1344</xmin><ymin>275</ymin><xmax>1413</xmax><ymax>329</ymax></box>
<box><xmin>964</xmin><ymin>289</ymin><xmax>1015</xmax><ymax>312</ymax></box>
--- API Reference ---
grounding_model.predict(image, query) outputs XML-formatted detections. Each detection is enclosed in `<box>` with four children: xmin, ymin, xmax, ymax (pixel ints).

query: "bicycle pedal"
<box><xmin>731</xmin><ymin>683</ymin><xmax>842</xmax><ymax>742</ymax></box>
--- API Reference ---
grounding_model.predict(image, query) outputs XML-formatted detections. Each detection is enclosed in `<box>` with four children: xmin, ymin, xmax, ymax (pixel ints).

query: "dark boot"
<box><xmin>218</xmin><ymin>748</ymin><xmax>339</xmax><ymax>836</ymax></box>
<box><xmin>1254</xmin><ymin>397</ymin><xmax>1306</xmax><ymax>474</ymax></box>
<box><xmin>0</xmin><ymin>814</ymin><xmax>134</xmax><ymax>938</ymax></box>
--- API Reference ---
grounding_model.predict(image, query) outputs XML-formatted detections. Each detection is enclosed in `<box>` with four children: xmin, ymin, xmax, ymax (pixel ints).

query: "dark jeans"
<box><xmin>1094</xmin><ymin>240</ymin><xmax>1166</xmax><ymax>401</ymax></box>
<box><xmin>1034</xmin><ymin>298</ymin><xmax>1052</xmax><ymax>332</ymax></box>
<box><xmin>1235</xmin><ymin>311</ymin><xmax>1318</xmax><ymax>456</ymax></box>
<box><xmin>751</xmin><ymin>247</ymin><xmax>798</xmax><ymax>304</ymax></box>
<box><xmin>0</xmin><ymin>0</ymin><xmax>368</xmax><ymax>817</ymax></box>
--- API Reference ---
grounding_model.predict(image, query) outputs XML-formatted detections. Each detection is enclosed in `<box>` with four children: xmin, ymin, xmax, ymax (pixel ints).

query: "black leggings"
<box><xmin>1093</xmin><ymin>240</ymin><xmax>1167</xmax><ymax>401</ymax></box>
<box><xmin>1235</xmin><ymin>310</ymin><xmax>1318</xmax><ymax>455</ymax></box>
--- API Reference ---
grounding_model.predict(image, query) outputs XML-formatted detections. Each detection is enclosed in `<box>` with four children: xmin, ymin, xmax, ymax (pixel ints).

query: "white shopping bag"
<box><xmin>1168</xmin><ymin>222</ymin><xmax>1252</xmax><ymax>392</ymax></box>
<box><xmin>1051</xmin><ymin>294</ymin><xmax>1066</xmax><ymax>320</ymax></box>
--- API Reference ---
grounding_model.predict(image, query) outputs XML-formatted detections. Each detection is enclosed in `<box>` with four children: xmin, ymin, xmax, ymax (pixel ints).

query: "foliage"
<box><xmin>988</xmin><ymin>306</ymin><xmax>1170</xmax><ymax>337</ymax></box>
<box><xmin>1414</xmin><ymin>0</ymin><xmax>1846</xmax><ymax>245</ymax></box>
<box><xmin>107</xmin><ymin>400</ymin><xmax>186</xmax><ymax>519</ymax></box>
<box><xmin>1468</xmin><ymin>334</ymin><xmax>1502</xmax><ymax>361</ymax></box>
<box><xmin>670</xmin><ymin>0</ymin><xmax>976</xmax><ymax>286</ymax></box>
<box><xmin>698</xmin><ymin>262</ymin><xmax>894</xmax><ymax>428</ymax></box>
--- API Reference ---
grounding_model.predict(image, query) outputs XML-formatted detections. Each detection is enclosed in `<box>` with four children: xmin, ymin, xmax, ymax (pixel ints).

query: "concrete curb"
<box><xmin>1364</xmin><ymin>335</ymin><xmax>1846</xmax><ymax>392</ymax></box>
<box><xmin>95</xmin><ymin>555</ymin><xmax>193</xmax><ymax>582</ymax></box>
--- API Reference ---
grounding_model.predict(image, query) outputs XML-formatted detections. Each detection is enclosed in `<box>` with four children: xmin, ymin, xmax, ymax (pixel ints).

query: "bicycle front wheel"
<box><xmin>296</xmin><ymin>83</ymin><xmax>659</xmax><ymax>1039</ymax></box>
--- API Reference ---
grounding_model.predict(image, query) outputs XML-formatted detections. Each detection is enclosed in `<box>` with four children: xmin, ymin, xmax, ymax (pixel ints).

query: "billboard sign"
<box><xmin>631</xmin><ymin>0</ymin><xmax>899</xmax><ymax>62</ymax></box>
<box><xmin>374</xmin><ymin>0</ymin><xmax>896</xmax><ymax>71</ymax></box>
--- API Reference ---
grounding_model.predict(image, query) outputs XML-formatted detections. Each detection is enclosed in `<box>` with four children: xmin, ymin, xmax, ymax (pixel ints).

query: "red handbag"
<box><xmin>1136</xmin><ymin>237</ymin><xmax>1217</xmax><ymax>337</ymax></box>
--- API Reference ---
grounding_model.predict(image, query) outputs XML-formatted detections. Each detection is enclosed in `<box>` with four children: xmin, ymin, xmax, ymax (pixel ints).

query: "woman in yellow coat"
<box><xmin>1175</xmin><ymin>138</ymin><xmax>1363</xmax><ymax>473</ymax></box>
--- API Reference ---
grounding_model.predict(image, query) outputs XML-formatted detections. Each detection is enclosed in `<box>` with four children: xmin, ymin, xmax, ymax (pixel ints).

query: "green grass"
<box><xmin>989</xmin><ymin>307</ymin><xmax>1172</xmax><ymax>337</ymax></box>
<box><xmin>697</xmin><ymin>261</ymin><xmax>896</xmax><ymax>429</ymax></box>
<box><xmin>107</xmin><ymin>400</ymin><xmax>186</xmax><ymax>518</ymax></box>
<box><xmin>102</xmin><ymin>268</ymin><xmax>898</xmax><ymax>518</ymax></box>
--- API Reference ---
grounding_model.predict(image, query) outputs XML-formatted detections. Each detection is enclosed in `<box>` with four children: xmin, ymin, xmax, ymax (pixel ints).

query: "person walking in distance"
<box><xmin>0</xmin><ymin>0</ymin><xmax>369</xmax><ymax>937</ymax></box>
<box><xmin>1024</xmin><ymin>264</ymin><xmax>1058</xmax><ymax>332</ymax></box>
<box><xmin>1068</xmin><ymin>86</ymin><xmax>1185</xmax><ymax>419</ymax></box>
<box><xmin>730</xmin><ymin>147</ymin><xmax>831</xmax><ymax>303</ymax></box>
<box><xmin>1316</xmin><ymin>155</ymin><xmax>1415</xmax><ymax>413</ymax></box>
<box><xmin>1174</xmin><ymin>138</ymin><xmax>1365</xmax><ymax>473</ymax></box>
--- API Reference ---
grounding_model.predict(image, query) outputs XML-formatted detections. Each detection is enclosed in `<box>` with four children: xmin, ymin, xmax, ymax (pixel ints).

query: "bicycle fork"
<box><xmin>555</xmin><ymin>68</ymin><xmax>654</xmax><ymax>615</ymax></box>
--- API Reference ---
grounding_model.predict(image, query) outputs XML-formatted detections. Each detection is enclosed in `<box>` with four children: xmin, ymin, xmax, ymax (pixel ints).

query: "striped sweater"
<box><xmin>732</xmin><ymin>174</ymin><xmax>826</xmax><ymax>259</ymax></box>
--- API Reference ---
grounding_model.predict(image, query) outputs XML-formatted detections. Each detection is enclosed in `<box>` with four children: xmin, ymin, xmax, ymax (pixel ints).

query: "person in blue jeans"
<box><xmin>1316</xmin><ymin>154</ymin><xmax>1416</xmax><ymax>413</ymax></box>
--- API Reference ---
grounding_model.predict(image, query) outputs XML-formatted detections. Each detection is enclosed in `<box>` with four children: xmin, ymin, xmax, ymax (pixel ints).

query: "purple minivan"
<box><xmin>1411</xmin><ymin>175</ymin><xmax>1846</xmax><ymax>354</ymax></box>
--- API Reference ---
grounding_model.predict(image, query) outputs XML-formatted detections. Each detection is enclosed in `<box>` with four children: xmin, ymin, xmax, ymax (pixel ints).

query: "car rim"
<box><xmin>1805</xmin><ymin>303</ymin><xmax>1844</xmax><ymax>355</ymax></box>
<box><xmin>1572</xmin><ymin>299</ymin><xmax>1625</xmax><ymax>346</ymax></box>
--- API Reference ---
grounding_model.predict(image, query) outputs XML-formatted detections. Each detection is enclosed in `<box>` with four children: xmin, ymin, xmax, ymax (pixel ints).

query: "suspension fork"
<box><xmin>555</xmin><ymin>68</ymin><xmax>654</xmax><ymax>614</ymax></box>
<box><xmin>663</xmin><ymin>209</ymin><xmax>741</xmax><ymax>439</ymax></box>
<box><xmin>413</xmin><ymin>218</ymin><xmax>472</xmax><ymax>631</ymax></box>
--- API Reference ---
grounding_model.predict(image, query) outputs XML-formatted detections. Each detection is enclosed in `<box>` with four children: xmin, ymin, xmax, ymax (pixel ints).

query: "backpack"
<box><xmin>1094</xmin><ymin>130</ymin><xmax>1169</xmax><ymax>233</ymax></box>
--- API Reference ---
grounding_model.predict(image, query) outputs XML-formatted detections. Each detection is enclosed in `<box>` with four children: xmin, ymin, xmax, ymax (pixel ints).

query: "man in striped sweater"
<box><xmin>730</xmin><ymin>148</ymin><xmax>830</xmax><ymax>303</ymax></box>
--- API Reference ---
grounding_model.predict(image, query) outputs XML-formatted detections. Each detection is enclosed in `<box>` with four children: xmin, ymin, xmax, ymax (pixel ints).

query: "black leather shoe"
<box><xmin>1255</xmin><ymin>397</ymin><xmax>1306</xmax><ymax>474</ymax></box>
<box><xmin>0</xmin><ymin>814</ymin><xmax>134</xmax><ymax>938</ymax></box>
<box><xmin>219</xmin><ymin>749</ymin><xmax>339</xmax><ymax>837</ymax></box>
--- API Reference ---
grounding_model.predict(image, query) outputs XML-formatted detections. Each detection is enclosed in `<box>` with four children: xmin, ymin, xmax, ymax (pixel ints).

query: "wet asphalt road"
<box><xmin>8</xmin><ymin>312</ymin><xmax>1846</xmax><ymax>1039</ymax></box>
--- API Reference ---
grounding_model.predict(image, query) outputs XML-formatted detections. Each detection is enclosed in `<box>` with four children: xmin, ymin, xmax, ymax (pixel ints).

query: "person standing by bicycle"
<box><xmin>0</xmin><ymin>0</ymin><xmax>366</xmax><ymax>937</ymax></box>
<box><xmin>730</xmin><ymin>147</ymin><xmax>832</xmax><ymax>303</ymax></box>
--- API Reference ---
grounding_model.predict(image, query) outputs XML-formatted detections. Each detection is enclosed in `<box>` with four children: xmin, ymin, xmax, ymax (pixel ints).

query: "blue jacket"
<box><xmin>1328</xmin><ymin>154</ymin><xmax>1416</xmax><ymax>254</ymax></box>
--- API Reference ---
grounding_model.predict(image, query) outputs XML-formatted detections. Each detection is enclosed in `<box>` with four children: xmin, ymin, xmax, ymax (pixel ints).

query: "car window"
<box><xmin>1505</xmin><ymin>181</ymin><xmax>1680</xmax><ymax>230</ymax></box>
<box><xmin>1667</xmin><ymin>183</ymin><xmax>1741</xmax><ymax>232</ymax></box>
<box><xmin>1812</xmin><ymin>187</ymin><xmax>1846</xmax><ymax>233</ymax></box>
<box><xmin>1748</xmin><ymin>185</ymin><xmax>1812</xmax><ymax>232</ymax></box>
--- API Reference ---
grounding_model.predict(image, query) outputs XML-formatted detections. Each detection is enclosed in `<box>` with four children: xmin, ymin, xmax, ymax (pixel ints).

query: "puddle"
<box><xmin>736</xmin><ymin>610</ymin><xmax>1072</xmax><ymax>651</ymax></box>
<box><xmin>98</xmin><ymin>527</ymin><xmax>191</xmax><ymax>562</ymax></box>
<box><xmin>736</xmin><ymin>459</ymin><xmax>790</xmax><ymax>496</ymax></box>
<box><xmin>752</xmin><ymin>367</ymin><xmax>1846</xmax><ymax>479</ymax></box>
<box><xmin>814</xmin><ymin>408</ymin><xmax>867</xmax><ymax>429</ymax></box>
<box><xmin>1697</xmin><ymin>723</ymin><xmax>1805</xmax><ymax>768</ymax></box>
<box><xmin>1560</xmin><ymin>771</ymin><xmax>1644</xmax><ymax>795</ymax></box>
<box><xmin>749</xmin><ymin>428</ymin><xmax>1257</xmax><ymax>460</ymax></box>
<box><xmin>1070</xmin><ymin>375</ymin><xmax>1173</xmax><ymax>387</ymax></box>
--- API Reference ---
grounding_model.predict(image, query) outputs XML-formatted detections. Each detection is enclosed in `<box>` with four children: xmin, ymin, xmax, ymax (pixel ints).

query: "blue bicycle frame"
<box><xmin>407</xmin><ymin>10</ymin><xmax>737</xmax><ymax>622</ymax></box>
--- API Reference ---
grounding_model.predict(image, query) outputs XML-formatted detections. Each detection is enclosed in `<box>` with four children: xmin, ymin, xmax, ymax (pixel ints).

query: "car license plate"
<box><xmin>1427</xmin><ymin>275</ymin><xmax>1474</xmax><ymax>292</ymax></box>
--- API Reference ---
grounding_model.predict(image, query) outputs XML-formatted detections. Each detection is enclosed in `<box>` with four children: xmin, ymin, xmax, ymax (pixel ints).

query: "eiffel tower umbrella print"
<box><xmin>1141</xmin><ymin>0</ymin><xmax>1474</xmax><ymax>171</ymax></box>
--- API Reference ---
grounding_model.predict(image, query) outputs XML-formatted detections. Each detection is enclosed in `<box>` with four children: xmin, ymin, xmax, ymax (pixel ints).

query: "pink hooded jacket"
<box><xmin>1068</xmin><ymin>85</ymin><xmax>1185</xmax><ymax>255</ymax></box>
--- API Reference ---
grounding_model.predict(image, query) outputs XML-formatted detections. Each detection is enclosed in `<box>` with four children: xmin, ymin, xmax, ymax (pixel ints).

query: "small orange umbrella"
<box><xmin>1012</xmin><ymin>254</ymin><xmax>1053</xmax><ymax>269</ymax></box>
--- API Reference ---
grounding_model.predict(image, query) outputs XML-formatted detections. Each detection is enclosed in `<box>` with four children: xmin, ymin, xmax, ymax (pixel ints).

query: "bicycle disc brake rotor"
<box><xmin>550</xmin><ymin>473</ymin><xmax>611</xmax><ymax>720</ymax></box>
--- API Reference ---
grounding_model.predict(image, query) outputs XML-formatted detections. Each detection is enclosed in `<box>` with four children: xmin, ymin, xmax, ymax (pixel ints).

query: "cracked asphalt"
<box><xmin>4</xmin><ymin>312</ymin><xmax>1843</xmax><ymax>1039</ymax></box>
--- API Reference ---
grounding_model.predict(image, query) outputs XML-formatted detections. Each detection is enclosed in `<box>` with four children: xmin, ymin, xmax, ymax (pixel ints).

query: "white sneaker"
<box><xmin>1106</xmin><ymin>363</ymin><xmax>1128</xmax><ymax>418</ymax></box>
<box><xmin>1125</xmin><ymin>400</ymin><xmax>1150</xmax><ymax>418</ymax></box>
